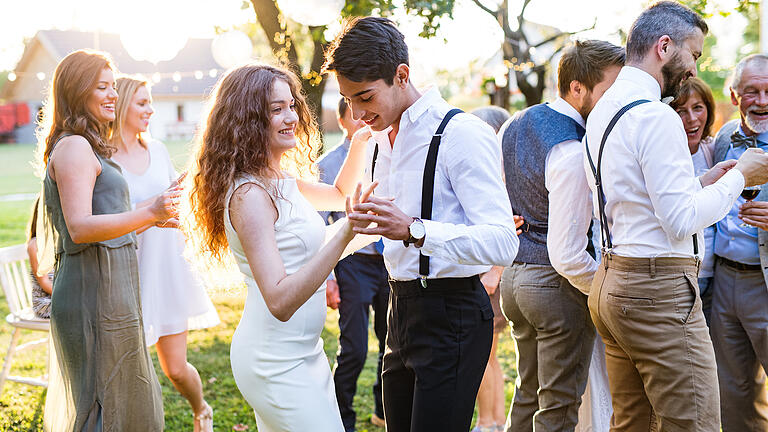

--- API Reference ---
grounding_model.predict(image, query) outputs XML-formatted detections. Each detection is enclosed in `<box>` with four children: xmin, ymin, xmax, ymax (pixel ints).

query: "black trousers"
<box><xmin>383</xmin><ymin>275</ymin><xmax>494</xmax><ymax>432</ymax></box>
<box><xmin>333</xmin><ymin>253</ymin><xmax>390</xmax><ymax>432</ymax></box>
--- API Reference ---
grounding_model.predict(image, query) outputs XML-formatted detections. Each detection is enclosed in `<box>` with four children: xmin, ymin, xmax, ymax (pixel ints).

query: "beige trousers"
<box><xmin>588</xmin><ymin>254</ymin><xmax>720</xmax><ymax>432</ymax></box>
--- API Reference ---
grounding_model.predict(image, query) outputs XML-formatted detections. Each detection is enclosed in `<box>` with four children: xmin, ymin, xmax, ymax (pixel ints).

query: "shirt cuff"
<box><xmin>719</xmin><ymin>168</ymin><xmax>746</xmax><ymax>196</ymax></box>
<box><xmin>419</xmin><ymin>219</ymin><xmax>444</xmax><ymax>256</ymax></box>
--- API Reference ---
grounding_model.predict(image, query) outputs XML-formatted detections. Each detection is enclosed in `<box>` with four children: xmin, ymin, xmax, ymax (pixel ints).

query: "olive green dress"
<box><xmin>41</xmin><ymin>146</ymin><xmax>163</xmax><ymax>431</ymax></box>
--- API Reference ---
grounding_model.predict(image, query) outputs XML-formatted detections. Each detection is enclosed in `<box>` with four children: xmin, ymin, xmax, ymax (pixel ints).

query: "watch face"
<box><xmin>410</xmin><ymin>220</ymin><xmax>426</xmax><ymax>239</ymax></box>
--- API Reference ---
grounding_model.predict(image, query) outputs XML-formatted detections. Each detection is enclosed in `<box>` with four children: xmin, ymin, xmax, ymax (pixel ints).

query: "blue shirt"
<box><xmin>714</xmin><ymin>126</ymin><xmax>768</xmax><ymax>265</ymax></box>
<box><xmin>317</xmin><ymin>137</ymin><xmax>381</xmax><ymax>256</ymax></box>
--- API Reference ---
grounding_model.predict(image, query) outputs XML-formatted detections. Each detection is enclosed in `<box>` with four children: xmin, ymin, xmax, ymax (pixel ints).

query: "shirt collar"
<box><xmin>341</xmin><ymin>137</ymin><xmax>351</xmax><ymax>151</ymax></box>
<box><xmin>617</xmin><ymin>66</ymin><xmax>661</xmax><ymax>101</ymax></box>
<box><xmin>548</xmin><ymin>97</ymin><xmax>585</xmax><ymax>128</ymax></box>
<box><xmin>738</xmin><ymin>124</ymin><xmax>768</xmax><ymax>145</ymax></box>
<box><xmin>402</xmin><ymin>87</ymin><xmax>442</xmax><ymax>125</ymax></box>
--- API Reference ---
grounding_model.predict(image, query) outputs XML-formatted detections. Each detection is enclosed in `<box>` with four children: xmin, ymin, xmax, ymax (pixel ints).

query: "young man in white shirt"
<box><xmin>497</xmin><ymin>40</ymin><xmax>623</xmax><ymax>432</ymax></box>
<box><xmin>583</xmin><ymin>2</ymin><xmax>768</xmax><ymax>430</ymax></box>
<box><xmin>322</xmin><ymin>16</ymin><xmax>519</xmax><ymax>432</ymax></box>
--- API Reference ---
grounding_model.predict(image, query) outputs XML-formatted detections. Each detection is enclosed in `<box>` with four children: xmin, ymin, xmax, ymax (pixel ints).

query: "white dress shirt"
<box><xmin>543</xmin><ymin>98</ymin><xmax>598</xmax><ymax>293</ymax></box>
<box><xmin>367</xmin><ymin>87</ymin><xmax>519</xmax><ymax>281</ymax></box>
<box><xmin>583</xmin><ymin>66</ymin><xmax>745</xmax><ymax>258</ymax></box>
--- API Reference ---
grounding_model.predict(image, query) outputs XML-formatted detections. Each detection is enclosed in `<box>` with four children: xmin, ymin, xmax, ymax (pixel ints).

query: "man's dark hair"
<box><xmin>626</xmin><ymin>1</ymin><xmax>708</xmax><ymax>63</ymax></box>
<box><xmin>322</xmin><ymin>16</ymin><xmax>409</xmax><ymax>83</ymax></box>
<box><xmin>557</xmin><ymin>40</ymin><xmax>625</xmax><ymax>97</ymax></box>
<box><xmin>337</xmin><ymin>97</ymin><xmax>348</xmax><ymax>119</ymax></box>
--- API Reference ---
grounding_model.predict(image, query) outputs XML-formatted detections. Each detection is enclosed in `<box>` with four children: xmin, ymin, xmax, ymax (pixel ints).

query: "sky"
<box><xmin>0</xmin><ymin>0</ymin><xmax>750</xmax><ymax>75</ymax></box>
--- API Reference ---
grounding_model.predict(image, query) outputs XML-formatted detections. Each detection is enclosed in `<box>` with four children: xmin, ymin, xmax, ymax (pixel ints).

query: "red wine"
<box><xmin>741</xmin><ymin>189</ymin><xmax>760</xmax><ymax>201</ymax></box>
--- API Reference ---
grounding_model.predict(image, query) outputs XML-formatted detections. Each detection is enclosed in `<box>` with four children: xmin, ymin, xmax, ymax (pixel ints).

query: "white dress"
<box><xmin>225</xmin><ymin>175</ymin><xmax>344</xmax><ymax>432</ymax></box>
<box><xmin>117</xmin><ymin>139</ymin><xmax>220</xmax><ymax>346</ymax></box>
<box><xmin>576</xmin><ymin>227</ymin><xmax>613</xmax><ymax>432</ymax></box>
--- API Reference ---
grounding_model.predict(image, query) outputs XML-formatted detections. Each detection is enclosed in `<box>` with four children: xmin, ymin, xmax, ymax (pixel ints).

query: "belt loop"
<box><xmin>650</xmin><ymin>257</ymin><xmax>656</xmax><ymax>278</ymax></box>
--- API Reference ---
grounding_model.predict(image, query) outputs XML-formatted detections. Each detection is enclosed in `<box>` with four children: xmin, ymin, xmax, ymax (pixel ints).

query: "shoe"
<box><xmin>194</xmin><ymin>402</ymin><xmax>214</xmax><ymax>432</ymax></box>
<box><xmin>371</xmin><ymin>412</ymin><xmax>386</xmax><ymax>427</ymax></box>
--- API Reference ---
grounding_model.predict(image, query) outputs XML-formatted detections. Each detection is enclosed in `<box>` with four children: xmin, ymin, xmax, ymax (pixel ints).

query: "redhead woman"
<box><xmin>186</xmin><ymin>63</ymin><xmax>372</xmax><ymax>432</ymax></box>
<box><xmin>37</xmin><ymin>50</ymin><xmax>177</xmax><ymax>431</ymax></box>
<box><xmin>670</xmin><ymin>77</ymin><xmax>717</xmax><ymax>323</ymax></box>
<box><xmin>109</xmin><ymin>76</ymin><xmax>220</xmax><ymax>431</ymax></box>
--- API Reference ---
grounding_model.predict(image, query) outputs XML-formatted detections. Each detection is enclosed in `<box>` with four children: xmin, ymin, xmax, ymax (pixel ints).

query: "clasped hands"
<box><xmin>344</xmin><ymin>181</ymin><xmax>413</xmax><ymax>242</ymax></box>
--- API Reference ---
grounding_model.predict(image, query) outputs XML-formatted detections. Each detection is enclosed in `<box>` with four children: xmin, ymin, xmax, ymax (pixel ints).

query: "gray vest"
<box><xmin>502</xmin><ymin>103</ymin><xmax>586</xmax><ymax>264</ymax></box>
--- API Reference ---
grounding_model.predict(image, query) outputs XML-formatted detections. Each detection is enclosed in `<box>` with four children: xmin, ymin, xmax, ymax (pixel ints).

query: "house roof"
<box><xmin>4</xmin><ymin>29</ymin><xmax>221</xmax><ymax>98</ymax></box>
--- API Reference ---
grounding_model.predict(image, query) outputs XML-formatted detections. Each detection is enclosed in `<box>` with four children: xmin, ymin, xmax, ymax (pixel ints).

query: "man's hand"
<box><xmin>739</xmin><ymin>200</ymin><xmax>768</xmax><ymax>231</ymax></box>
<box><xmin>480</xmin><ymin>266</ymin><xmax>504</xmax><ymax>295</ymax></box>
<box><xmin>735</xmin><ymin>148</ymin><xmax>768</xmax><ymax>187</ymax></box>
<box><xmin>514</xmin><ymin>214</ymin><xmax>524</xmax><ymax>235</ymax></box>
<box><xmin>349</xmin><ymin>195</ymin><xmax>412</xmax><ymax>241</ymax></box>
<box><xmin>700</xmin><ymin>160</ymin><xmax>738</xmax><ymax>187</ymax></box>
<box><xmin>325</xmin><ymin>279</ymin><xmax>340</xmax><ymax>309</ymax></box>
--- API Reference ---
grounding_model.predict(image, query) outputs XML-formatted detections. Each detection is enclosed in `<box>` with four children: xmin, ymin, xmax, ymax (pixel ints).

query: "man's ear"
<box><xmin>394</xmin><ymin>64</ymin><xmax>410</xmax><ymax>88</ymax></box>
<box><xmin>657</xmin><ymin>35</ymin><xmax>673</xmax><ymax>61</ymax></box>
<box><xmin>570</xmin><ymin>80</ymin><xmax>583</xmax><ymax>98</ymax></box>
<box><xmin>730</xmin><ymin>87</ymin><xmax>739</xmax><ymax>106</ymax></box>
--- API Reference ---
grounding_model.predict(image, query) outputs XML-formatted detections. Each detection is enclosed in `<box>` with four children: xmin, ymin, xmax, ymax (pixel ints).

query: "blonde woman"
<box><xmin>38</xmin><ymin>49</ymin><xmax>175</xmax><ymax>431</ymax></box>
<box><xmin>109</xmin><ymin>76</ymin><xmax>220</xmax><ymax>432</ymax></box>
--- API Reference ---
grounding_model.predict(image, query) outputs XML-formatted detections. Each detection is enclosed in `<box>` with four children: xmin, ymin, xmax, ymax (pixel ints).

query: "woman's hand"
<box><xmin>350</xmin><ymin>127</ymin><xmax>373</xmax><ymax>149</ymax></box>
<box><xmin>343</xmin><ymin>181</ymin><xmax>379</xmax><ymax>240</ymax></box>
<box><xmin>149</xmin><ymin>184</ymin><xmax>181</xmax><ymax>223</ymax></box>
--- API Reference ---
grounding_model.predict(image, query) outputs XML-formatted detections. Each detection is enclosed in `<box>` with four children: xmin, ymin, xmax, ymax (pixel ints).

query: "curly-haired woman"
<box><xmin>186</xmin><ymin>63</ymin><xmax>373</xmax><ymax>431</ymax></box>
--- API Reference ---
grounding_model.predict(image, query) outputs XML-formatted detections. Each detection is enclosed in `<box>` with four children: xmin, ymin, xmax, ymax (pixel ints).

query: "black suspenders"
<box><xmin>585</xmin><ymin>99</ymin><xmax>699</xmax><ymax>258</ymax></box>
<box><xmin>370</xmin><ymin>108</ymin><xmax>463</xmax><ymax>286</ymax></box>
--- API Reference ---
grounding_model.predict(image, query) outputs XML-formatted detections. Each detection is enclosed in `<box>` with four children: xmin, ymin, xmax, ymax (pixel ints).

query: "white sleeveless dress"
<box><xmin>225</xmin><ymin>175</ymin><xmax>344</xmax><ymax>432</ymax></box>
<box><xmin>116</xmin><ymin>139</ymin><xmax>220</xmax><ymax>346</ymax></box>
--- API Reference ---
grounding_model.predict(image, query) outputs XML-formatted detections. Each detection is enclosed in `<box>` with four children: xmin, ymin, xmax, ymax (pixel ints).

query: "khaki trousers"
<box><xmin>588</xmin><ymin>254</ymin><xmax>720</xmax><ymax>432</ymax></box>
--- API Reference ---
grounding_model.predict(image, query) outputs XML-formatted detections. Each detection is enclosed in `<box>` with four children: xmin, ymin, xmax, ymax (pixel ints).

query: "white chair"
<box><xmin>0</xmin><ymin>243</ymin><xmax>49</xmax><ymax>395</ymax></box>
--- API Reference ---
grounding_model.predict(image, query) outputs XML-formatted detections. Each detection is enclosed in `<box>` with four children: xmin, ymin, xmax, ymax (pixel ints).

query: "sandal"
<box><xmin>194</xmin><ymin>402</ymin><xmax>213</xmax><ymax>432</ymax></box>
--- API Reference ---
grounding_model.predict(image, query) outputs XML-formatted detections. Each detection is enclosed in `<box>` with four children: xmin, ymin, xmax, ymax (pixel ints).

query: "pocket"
<box><xmin>606</xmin><ymin>293</ymin><xmax>654</xmax><ymax>307</ymax></box>
<box><xmin>679</xmin><ymin>273</ymin><xmax>701</xmax><ymax>324</ymax></box>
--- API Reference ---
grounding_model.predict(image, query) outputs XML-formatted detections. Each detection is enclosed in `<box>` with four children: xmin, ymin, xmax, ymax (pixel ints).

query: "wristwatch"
<box><xmin>403</xmin><ymin>218</ymin><xmax>426</xmax><ymax>247</ymax></box>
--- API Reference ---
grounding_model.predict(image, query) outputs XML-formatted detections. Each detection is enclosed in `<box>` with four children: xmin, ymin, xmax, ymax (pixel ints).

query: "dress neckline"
<box><xmin>113</xmin><ymin>141</ymin><xmax>152</xmax><ymax>177</ymax></box>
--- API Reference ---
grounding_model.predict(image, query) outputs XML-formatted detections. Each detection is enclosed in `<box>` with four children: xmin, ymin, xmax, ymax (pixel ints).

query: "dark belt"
<box><xmin>389</xmin><ymin>275</ymin><xmax>480</xmax><ymax>295</ymax></box>
<box><xmin>717</xmin><ymin>255</ymin><xmax>762</xmax><ymax>272</ymax></box>
<box><xmin>351</xmin><ymin>252</ymin><xmax>384</xmax><ymax>261</ymax></box>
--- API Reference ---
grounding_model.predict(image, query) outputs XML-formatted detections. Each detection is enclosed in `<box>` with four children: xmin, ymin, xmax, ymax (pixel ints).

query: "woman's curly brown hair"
<box><xmin>36</xmin><ymin>49</ymin><xmax>116</xmax><ymax>172</ymax></box>
<box><xmin>185</xmin><ymin>63</ymin><xmax>320</xmax><ymax>265</ymax></box>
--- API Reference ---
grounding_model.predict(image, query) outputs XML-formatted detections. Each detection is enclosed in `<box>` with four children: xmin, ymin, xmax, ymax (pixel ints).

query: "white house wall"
<box><xmin>149</xmin><ymin>98</ymin><xmax>204</xmax><ymax>143</ymax></box>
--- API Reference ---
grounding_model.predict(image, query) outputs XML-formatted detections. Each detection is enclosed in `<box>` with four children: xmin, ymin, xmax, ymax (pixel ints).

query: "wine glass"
<box><xmin>739</xmin><ymin>185</ymin><xmax>762</xmax><ymax>228</ymax></box>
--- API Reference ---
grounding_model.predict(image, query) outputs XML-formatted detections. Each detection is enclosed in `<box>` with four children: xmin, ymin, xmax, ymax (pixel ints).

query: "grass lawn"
<box><xmin>0</xmin><ymin>139</ymin><xmax>519</xmax><ymax>431</ymax></box>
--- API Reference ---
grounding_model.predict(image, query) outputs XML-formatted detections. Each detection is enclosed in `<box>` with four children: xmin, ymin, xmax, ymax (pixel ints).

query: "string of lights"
<box><xmin>5</xmin><ymin>69</ymin><xmax>222</xmax><ymax>83</ymax></box>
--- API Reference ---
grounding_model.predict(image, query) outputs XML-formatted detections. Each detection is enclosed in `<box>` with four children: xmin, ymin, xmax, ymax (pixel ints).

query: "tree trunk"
<box><xmin>249</xmin><ymin>0</ymin><xmax>326</xmax><ymax>128</ymax></box>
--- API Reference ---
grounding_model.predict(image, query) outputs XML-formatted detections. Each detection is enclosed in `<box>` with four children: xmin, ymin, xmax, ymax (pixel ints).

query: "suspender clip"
<box><xmin>420</xmin><ymin>276</ymin><xmax>428</xmax><ymax>289</ymax></box>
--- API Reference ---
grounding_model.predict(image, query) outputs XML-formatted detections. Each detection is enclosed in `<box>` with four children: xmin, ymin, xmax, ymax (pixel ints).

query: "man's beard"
<box><xmin>660</xmin><ymin>53</ymin><xmax>689</xmax><ymax>99</ymax></box>
<box><xmin>745</xmin><ymin>105</ymin><xmax>768</xmax><ymax>134</ymax></box>
<box><xmin>578</xmin><ymin>91</ymin><xmax>594</xmax><ymax>121</ymax></box>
